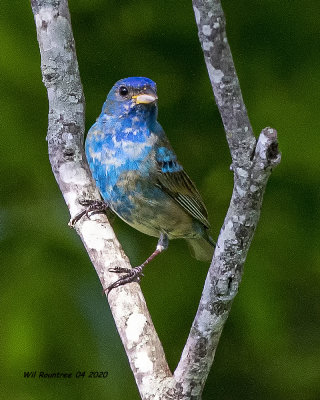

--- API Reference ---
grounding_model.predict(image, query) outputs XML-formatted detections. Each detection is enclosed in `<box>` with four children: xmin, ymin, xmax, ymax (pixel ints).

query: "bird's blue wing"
<box><xmin>155</xmin><ymin>144</ymin><xmax>210</xmax><ymax>229</ymax></box>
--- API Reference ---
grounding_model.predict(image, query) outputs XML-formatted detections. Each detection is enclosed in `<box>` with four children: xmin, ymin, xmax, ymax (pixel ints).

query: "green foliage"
<box><xmin>1</xmin><ymin>0</ymin><xmax>319</xmax><ymax>399</ymax></box>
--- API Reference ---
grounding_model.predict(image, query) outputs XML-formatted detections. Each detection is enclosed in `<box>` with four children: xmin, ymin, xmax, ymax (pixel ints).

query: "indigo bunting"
<box><xmin>81</xmin><ymin>77</ymin><xmax>214</xmax><ymax>292</ymax></box>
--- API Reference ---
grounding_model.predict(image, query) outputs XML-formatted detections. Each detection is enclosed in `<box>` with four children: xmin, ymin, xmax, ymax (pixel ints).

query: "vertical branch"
<box><xmin>174</xmin><ymin>1</ymin><xmax>281</xmax><ymax>397</ymax></box>
<box><xmin>192</xmin><ymin>0</ymin><xmax>256</xmax><ymax>168</ymax></box>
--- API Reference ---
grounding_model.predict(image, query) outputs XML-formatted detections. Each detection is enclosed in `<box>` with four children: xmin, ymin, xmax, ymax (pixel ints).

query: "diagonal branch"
<box><xmin>30</xmin><ymin>1</ymin><xmax>174</xmax><ymax>399</ymax></box>
<box><xmin>174</xmin><ymin>0</ymin><xmax>281</xmax><ymax>397</ymax></box>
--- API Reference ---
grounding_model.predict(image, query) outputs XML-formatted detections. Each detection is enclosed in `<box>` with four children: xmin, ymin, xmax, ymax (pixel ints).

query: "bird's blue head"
<box><xmin>101</xmin><ymin>77</ymin><xmax>158</xmax><ymax>121</ymax></box>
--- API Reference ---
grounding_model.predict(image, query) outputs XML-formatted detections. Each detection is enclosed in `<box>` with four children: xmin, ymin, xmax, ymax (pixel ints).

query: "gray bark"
<box><xmin>30</xmin><ymin>0</ymin><xmax>281</xmax><ymax>399</ymax></box>
<box><xmin>173</xmin><ymin>1</ymin><xmax>281</xmax><ymax>397</ymax></box>
<box><xmin>30</xmin><ymin>1</ymin><xmax>173</xmax><ymax>398</ymax></box>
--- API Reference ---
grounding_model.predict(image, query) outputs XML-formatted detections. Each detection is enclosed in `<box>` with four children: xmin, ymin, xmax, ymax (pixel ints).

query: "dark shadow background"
<box><xmin>1</xmin><ymin>0</ymin><xmax>319</xmax><ymax>399</ymax></box>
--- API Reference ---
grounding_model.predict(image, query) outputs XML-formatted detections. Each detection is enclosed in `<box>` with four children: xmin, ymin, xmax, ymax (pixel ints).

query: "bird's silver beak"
<box><xmin>132</xmin><ymin>92</ymin><xmax>158</xmax><ymax>104</ymax></box>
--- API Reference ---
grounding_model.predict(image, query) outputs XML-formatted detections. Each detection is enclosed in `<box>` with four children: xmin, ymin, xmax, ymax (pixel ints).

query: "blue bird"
<box><xmin>81</xmin><ymin>77</ymin><xmax>214</xmax><ymax>292</ymax></box>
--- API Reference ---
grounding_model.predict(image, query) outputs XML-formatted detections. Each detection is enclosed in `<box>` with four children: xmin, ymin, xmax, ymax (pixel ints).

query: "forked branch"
<box><xmin>30</xmin><ymin>0</ymin><xmax>280</xmax><ymax>399</ymax></box>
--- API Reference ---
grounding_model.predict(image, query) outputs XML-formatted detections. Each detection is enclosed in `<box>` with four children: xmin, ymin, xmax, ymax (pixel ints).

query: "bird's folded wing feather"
<box><xmin>153</xmin><ymin>127</ymin><xmax>210</xmax><ymax>228</ymax></box>
<box><xmin>156</xmin><ymin>160</ymin><xmax>210</xmax><ymax>229</ymax></box>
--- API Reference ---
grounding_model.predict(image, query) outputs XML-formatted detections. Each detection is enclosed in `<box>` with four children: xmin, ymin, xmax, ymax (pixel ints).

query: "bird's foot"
<box><xmin>69</xmin><ymin>199</ymin><xmax>109</xmax><ymax>227</ymax></box>
<box><xmin>104</xmin><ymin>233</ymin><xmax>168</xmax><ymax>295</ymax></box>
<box><xmin>104</xmin><ymin>266</ymin><xmax>144</xmax><ymax>295</ymax></box>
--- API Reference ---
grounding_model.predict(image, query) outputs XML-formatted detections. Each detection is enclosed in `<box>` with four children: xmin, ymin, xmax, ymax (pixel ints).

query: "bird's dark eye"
<box><xmin>119</xmin><ymin>86</ymin><xmax>129</xmax><ymax>97</ymax></box>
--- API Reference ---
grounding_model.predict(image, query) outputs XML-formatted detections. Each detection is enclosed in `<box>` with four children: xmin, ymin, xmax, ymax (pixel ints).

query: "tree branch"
<box><xmin>174</xmin><ymin>0</ymin><xmax>281</xmax><ymax>396</ymax></box>
<box><xmin>31</xmin><ymin>0</ymin><xmax>280</xmax><ymax>399</ymax></box>
<box><xmin>30</xmin><ymin>1</ymin><xmax>174</xmax><ymax>399</ymax></box>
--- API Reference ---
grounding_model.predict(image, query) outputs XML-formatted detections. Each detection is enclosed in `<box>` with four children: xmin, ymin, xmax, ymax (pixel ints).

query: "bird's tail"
<box><xmin>187</xmin><ymin>235</ymin><xmax>215</xmax><ymax>262</ymax></box>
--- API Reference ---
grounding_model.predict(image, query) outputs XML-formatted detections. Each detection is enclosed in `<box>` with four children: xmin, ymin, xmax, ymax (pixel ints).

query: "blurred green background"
<box><xmin>1</xmin><ymin>0</ymin><xmax>319</xmax><ymax>399</ymax></box>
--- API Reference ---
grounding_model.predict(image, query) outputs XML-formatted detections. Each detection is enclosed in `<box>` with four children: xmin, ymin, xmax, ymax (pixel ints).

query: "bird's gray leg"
<box><xmin>69</xmin><ymin>199</ymin><xmax>109</xmax><ymax>227</ymax></box>
<box><xmin>105</xmin><ymin>233</ymin><xmax>169</xmax><ymax>294</ymax></box>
